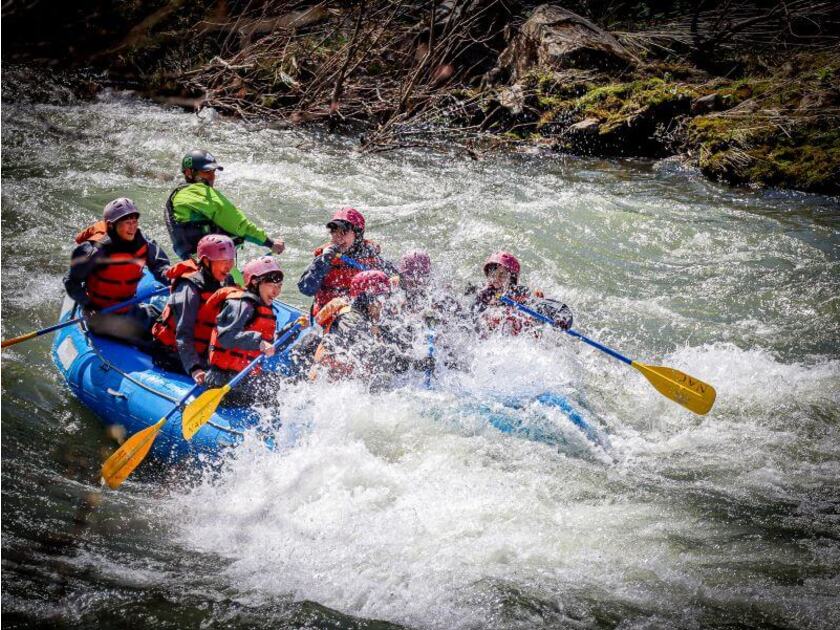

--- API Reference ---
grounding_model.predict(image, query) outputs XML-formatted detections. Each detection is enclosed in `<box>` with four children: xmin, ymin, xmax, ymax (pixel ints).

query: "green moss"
<box><xmin>536</xmin><ymin>94</ymin><xmax>568</xmax><ymax>109</ymax></box>
<box><xmin>573</xmin><ymin>78</ymin><xmax>697</xmax><ymax>130</ymax></box>
<box><xmin>689</xmin><ymin>112</ymin><xmax>840</xmax><ymax>193</ymax></box>
<box><xmin>749</xmin><ymin>131</ymin><xmax>840</xmax><ymax>191</ymax></box>
<box><xmin>815</xmin><ymin>65</ymin><xmax>838</xmax><ymax>83</ymax></box>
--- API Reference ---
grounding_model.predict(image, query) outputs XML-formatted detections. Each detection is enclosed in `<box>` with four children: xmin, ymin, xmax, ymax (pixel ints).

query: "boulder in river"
<box><xmin>495</xmin><ymin>4</ymin><xmax>636</xmax><ymax>83</ymax></box>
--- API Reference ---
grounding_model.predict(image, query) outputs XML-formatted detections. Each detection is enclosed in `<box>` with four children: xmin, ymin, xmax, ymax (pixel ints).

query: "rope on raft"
<box><xmin>75</xmin><ymin>307</ymin><xmax>245</xmax><ymax>437</ymax></box>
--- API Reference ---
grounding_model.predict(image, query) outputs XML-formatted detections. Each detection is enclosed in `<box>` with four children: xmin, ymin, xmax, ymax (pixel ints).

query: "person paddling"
<box><xmin>297</xmin><ymin>207</ymin><xmax>397</xmax><ymax>316</ymax></box>
<box><xmin>397</xmin><ymin>249</ymin><xmax>463</xmax><ymax>320</ymax></box>
<box><xmin>310</xmin><ymin>270</ymin><xmax>424</xmax><ymax>387</ymax></box>
<box><xmin>151</xmin><ymin>234</ymin><xmax>237</xmax><ymax>383</ymax></box>
<box><xmin>395</xmin><ymin>249</ymin><xmax>467</xmax><ymax>371</ymax></box>
<box><xmin>204</xmin><ymin>256</ymin><xmax>283</xmax><ymax>402</ymax></box>
<box><xmin>165</xmin><ymin>149</ymin><xmax>285</xmax><ymax>260</ymax></box>
<box><xmin>398</xmin><ymin>249</ymin><xmax>433</xmax><ymax>316</ymax></box>
<box><xmin>471</xmin><ymin>251</ymin><xmax>573</xmax><ymax>337</ymax></box>
<box><xmin>64</xmin><ymin>198</ymin><xmax>170</xmax><ymax>345</ymax></box>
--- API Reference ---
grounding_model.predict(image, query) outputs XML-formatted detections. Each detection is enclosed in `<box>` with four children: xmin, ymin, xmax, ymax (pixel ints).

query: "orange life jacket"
<box><xmin>312</xmin><ymin>240</ymin><xmax>383</xmax><ymax>314</ymax></box>
<box><xmin>208</xmin><ymin>290</ymin><xmax>276</xmax><ymax>374</ymax></box>
<box><xmin>151</xmin><ymin>260</ymin><xmax>232</xmax><ymax>356</ymax></box>
<box><xmin>76</xmin><ymin>221</ymin><xmax>148</xmax><ymax>312</ymax></box>
<box><xmin>309</xmin><ymin>298</ymin><xmax>357</xmax><ymax>381</ymax></box>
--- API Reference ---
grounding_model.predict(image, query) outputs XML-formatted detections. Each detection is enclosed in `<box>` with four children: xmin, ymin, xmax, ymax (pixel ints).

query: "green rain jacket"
<box><xmin>167</xmin><ymin>182</ymin><xmax>271</xmax><ymax>259</ymax></box>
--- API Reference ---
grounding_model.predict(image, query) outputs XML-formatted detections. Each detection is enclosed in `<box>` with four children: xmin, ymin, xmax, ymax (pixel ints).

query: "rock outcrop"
<box><xmin>495</xmin><ymin>5</ymin><xmax>636</xmax><ymax>83</ymax></box>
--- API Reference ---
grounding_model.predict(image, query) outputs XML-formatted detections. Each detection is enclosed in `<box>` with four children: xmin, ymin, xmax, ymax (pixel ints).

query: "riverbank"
<box><xmin>3</xmin><ymin>1</ymin><xmax>839</xmax><ymax>194</ymax></box>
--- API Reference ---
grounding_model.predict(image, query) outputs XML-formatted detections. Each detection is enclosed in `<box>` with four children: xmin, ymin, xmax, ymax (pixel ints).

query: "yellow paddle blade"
<box><xmin>101</xmin><ymin>418</ymin><xmax>166</xmax><ymax>489</ymax></box>
<box><xmin>632</xmin><ymin>362</ymin><xmax>716</xmax><ymax>415</ymax></box>
<box><xmin>182</xmin><ymin>385</ymin><xmax>230</xmax><ymax>440</ymax></box>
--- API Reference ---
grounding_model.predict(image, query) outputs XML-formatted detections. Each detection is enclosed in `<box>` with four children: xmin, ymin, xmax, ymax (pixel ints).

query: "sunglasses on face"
<box><xmin>261</xmin><ymin>273</ymin><xmax>284</xmax><ymax>285</ymax></box>
<box><xmin>328</xmin><ymin>221</ymin><xmax>353</xmax><ymax>234</ymax></box>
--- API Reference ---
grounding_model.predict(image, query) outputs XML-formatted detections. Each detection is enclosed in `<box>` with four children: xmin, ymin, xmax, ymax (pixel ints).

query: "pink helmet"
<box><xmin>399</xmin><ymin>249</ymin><xmax>432</xmax><ymax>279</ymax></box>
<box><xmin>350</xmin><ymin>270</ymin><xmax>391</xmax><ymax>299</ymax></box>
<box><xmin>326</xmin><ymin>207</ymin><xmax>366</xmax><ymax>232</ymax></box>
<box><xmin>103</xmin><ymin>197</ymin><xmax>140</xmax><ymax>223</ymax></box>
<box><xmin>196</xmin><ymin>234</ymin><xmax>235</xmax><ymax>262</ymax></box>
<box><xmin>243</xmin><ymin>256</ymin><xmax>284</xmax><ymax>287</ymax></box>
<box><xmin>483</xmin><ymin>251</ymin><xmax>521</xmax><ymax>277</ymax></box>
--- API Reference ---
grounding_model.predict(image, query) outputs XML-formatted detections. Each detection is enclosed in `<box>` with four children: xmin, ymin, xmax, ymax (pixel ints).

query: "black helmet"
<box><xmin>181</xmin><ymin>149</ymin><xmax>224</xmax><ymax>173</ymax></box>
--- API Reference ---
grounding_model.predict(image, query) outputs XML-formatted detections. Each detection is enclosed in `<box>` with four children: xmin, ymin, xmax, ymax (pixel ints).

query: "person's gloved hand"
<box><xmin>507</xmin><ymin>285</ymin><xmax>530</xmax><ymax>301</ymax></box>
<box><xmin>554</xmin><ymin>313</ymin><xmax>573</xmax><ymax>331</ymax></box>
<box><xmin>191</xmin><ymin>369</ymin><xmax>207</xmax><ymax>385</ymax></box>
<box><xmin>81</xmin><ymin>305</ymin><xmax>98</xmax><ymax>323</ymax></box>
<box><xmin>276</xmin><ymin>316</ymin><xmax>309</xmax><ymax>341</ymax></box>
<box><xmin>322</xmin><ymin>243</ymin><xmax>341</xmax><ymax>260</ymax></box>
<box><xmin>270</xmin><ymin>237</ymin><xmax>285</xmax><ymax>255</ymax></box>
<box><xmin>414</xmin><ymin>355</ymin><xmax>435</xmax><ymax>373</ymax></box>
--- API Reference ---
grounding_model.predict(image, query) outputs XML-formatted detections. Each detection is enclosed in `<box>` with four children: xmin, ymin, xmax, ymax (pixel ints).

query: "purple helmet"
<box><xmin>103</xmin><ymin>198</ymin><xmax>140</xmax><ymax>224</ymax></box>
<box><xmin>399</xmin><ymin>249</ymin><xmax>432</xmax><ymax>280</ymax></box>
<box><xmin>243</xmin><ymin>256</ymin><xmax>284</xmax><ymax>287</ymax></box>
<box><xmin>196</xmin><ymin>234</ymin><xmax>236</xmax><ymax>262</ymax></box>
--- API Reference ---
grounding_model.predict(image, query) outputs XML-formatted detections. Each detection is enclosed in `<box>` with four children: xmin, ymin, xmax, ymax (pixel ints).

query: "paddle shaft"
<box><xmin>228</xmin><ymin>323</ymin><xmax>303</xmax><ymax>389</ymax></box>
<box><xmin>165</xmin><ymin>383</ymin><xmax>204</xmax><ymax>422</ymax></box>
<box><xmin>499</xmin><ymin>296</ymin><xmax>632</xmax><ymax>365</ymax></box>
<box><xmin>101</xmin><ymin>381</ymin><xmax>202</xmax><ymax>489</ymax></box>
<box><xmin>339</xmin><ymin>255</ymin><xmax>367</xmax><ymax>270</ymax></box>
<box><xmin>2</xmin><ymin>286</ymin><xmax>169</xmax><ymax>348</ymax></box>
<box><xmin>425</xmin><ymin>327</ymin><xmax>436</xmax><ymax>389</ymax></box>
<box><xmin>181</xmin><ymin>322</ymin><xmax>306</xmax><ymax>440</ymax></box>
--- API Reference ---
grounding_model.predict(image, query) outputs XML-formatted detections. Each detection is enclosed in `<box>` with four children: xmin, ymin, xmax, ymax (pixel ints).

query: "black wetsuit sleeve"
<box><xmin>214</xmin><ymin>300</ymin><xmax>263</xmax><ymax>351</ymax></box>
<box><xmin>298</xmin><ymin>246</ymin><xmax>338</xmax><ymax>296</ymax></box>
<box><xmin>63</xmin><ymin>241</ymin><xmax>101</xmax><ymax>306</ymax></box>
<box><xmin>145</xmin><ymin>237</ymin><xmax>171</xmax><ymax>284</ymax></box>
<box><xmin>170</xmin><ymin>281</ymin><xmax>205</xmax><ymax>374</ymax></box>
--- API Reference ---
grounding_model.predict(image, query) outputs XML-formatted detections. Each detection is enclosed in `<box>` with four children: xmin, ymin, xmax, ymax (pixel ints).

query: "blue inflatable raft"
<box><xmin>51</xmin><ymin>273</ymin><xmax>305</xmax><ymax>464</ymax></box>
<box><xmin>51</xmin><ymin>275</ymin><xmax>605</xmax><ymax>467</ymax></box>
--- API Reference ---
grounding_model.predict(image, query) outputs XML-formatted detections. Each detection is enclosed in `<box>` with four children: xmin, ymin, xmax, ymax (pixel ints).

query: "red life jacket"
<box><xmin>312</xmin><ymin>240</ymin><xmax>383</xmax><ymax>314</ymax></box>
<box><xmin>151</xmin><ymin>260</ymin><xmax>232</xmax><ymax>356</ymax></box>
<box><xmin>208</xmin><ymin>290</ymin><xmax>277</xmax><ymax>374</ymax></box>
<box><xmin>481</xmin><ymin>288</ymin><xmax>543</xmax><ymax>337</ymax></box>
<box><xmin>76</xmin><ymin>221</ymin><xmax>148</xmax><ymax>313</ymax></box>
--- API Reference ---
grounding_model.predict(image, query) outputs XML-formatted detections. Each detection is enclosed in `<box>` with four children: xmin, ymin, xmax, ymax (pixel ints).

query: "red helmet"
<box><xmin>483</xmin><ymin>251</ymin><xmax>521</xmax><ymax>277</ymax></box>
<box><xmin>399</xmin><ymin>249</ymin><xmax>432</xmax><ymax>279</ymax></box>
<box><xmin>196</xmin><ymin>234</ymin><xmax>235</xmax><ymax>262</ymax></box>
<box><xmin>243</xmin><ymin>256</ymin><xmax>284</xmax><ymax>286</ymax></box>
<box><xmin>350</xmin><ymin>270</ymin><xmax>390</xmax><ymax>299</ymax></box>
<box><xmin>326</xmin><ymin>207</ymin><xmax>365</xmax><ymax>232</ymax></box>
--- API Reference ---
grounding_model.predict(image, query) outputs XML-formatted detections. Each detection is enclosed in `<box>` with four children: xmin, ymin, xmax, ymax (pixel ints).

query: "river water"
<box><xmin>2</xmin><ymin>85</ymin><xmax>839</xmax><ymax>629</ymax></box>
